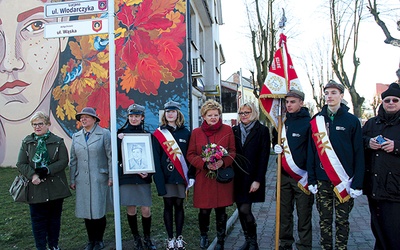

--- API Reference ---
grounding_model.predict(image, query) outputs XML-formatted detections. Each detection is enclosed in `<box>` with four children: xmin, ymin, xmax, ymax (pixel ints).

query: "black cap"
<box><xmin>381</xmin><ymin>83</ymin><xmax>400</xmax><ymax>99</ymax></box>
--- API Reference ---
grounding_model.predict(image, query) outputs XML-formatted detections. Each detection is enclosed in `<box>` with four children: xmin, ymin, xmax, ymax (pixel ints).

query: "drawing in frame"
<box><xmin>121</xmin><ymin>133</ymin><xmax>155</xmax><ymax>174</ymax></box>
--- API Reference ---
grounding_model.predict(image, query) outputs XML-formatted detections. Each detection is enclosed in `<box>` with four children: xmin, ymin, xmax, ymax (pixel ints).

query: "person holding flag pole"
<box><xmin>307</xmin><ymin>80</ymin><xmax>364</xmax><ymax>250</ymax></box>
<box><xmin>272</xmin><ymin>89</ymin><xmax>313</xmax><ymax>250</ymax></box>
<box><xmin>259</xmin><ymin>13</ymin><xmax>303</xmax><ymax>249</ymax></box>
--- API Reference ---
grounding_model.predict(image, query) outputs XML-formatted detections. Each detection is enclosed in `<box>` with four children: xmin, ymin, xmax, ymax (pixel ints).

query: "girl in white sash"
<box><xmin>153</xmin><ymin>101</ymin><xmax>191</xmax><ymax>250</ymax></box>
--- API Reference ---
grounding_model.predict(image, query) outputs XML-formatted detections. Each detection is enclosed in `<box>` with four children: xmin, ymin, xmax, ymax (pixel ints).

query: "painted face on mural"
<box><xmin>0</xmin><ymin>0</ymin><xmax>67</xmax><ymax>121</ymax></box>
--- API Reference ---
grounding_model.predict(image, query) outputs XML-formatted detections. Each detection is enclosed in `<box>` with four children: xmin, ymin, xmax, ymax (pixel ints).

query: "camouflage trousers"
<box><xmin>316</xmin><ymin>180</ymin><xmax>354</xmax><ymax>250</ymax></box>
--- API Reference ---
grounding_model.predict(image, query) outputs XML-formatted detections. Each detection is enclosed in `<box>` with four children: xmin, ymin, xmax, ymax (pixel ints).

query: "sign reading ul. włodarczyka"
<box><xmin>45</xmin><ymin>0</ymin><xmax>107</xmax><ymax>18</ymax></box>
<box><xmin>44</xmin><ymin>18</ymin><xmax>108</xmax><ymax>38</ymax></box>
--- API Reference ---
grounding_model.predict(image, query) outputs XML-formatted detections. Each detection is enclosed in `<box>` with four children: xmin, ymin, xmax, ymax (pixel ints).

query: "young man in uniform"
<box><xmin>308</xmin><ymin>80</ymin><xmax>364</xmax><ymax>250</ymax></box>
<box><xmin>274</xmin><ymin>89</ymin><xmax>313</xmax><ymax>250</ymax></box>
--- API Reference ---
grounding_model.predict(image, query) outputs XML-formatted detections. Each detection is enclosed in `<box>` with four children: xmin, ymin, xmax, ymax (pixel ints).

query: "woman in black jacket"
<box><xmin>153</xmin><ymin>101</ymin><xmax>191</xmax><ymax>250</ymax></box>
<box><xmin>232</xmin><ymin>102</ymin><xmax>270</xmax><ymax>250</ymax></box>
<box><xmin>117</xmin><ymin>104</ymin><xmax>156</xmax><ymax>250</ymax></box>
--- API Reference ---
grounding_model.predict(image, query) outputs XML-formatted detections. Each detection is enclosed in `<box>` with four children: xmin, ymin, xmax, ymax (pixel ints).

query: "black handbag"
<box><xmin>216</xmin><ymin>166</ymin><xmax>234</xmax><ymax>183</ymax></box>
<box><xmin>9</xmin><ymin>175</ymin><xmax>29</xmax><ymax>203</ymax></box>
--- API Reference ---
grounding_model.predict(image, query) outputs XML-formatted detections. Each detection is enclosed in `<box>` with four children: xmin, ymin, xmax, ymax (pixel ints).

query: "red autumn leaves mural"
<box><xmin>53</xmin><ymin>0</ymin><xmax>186</xmax><ymax>127</ymax></box>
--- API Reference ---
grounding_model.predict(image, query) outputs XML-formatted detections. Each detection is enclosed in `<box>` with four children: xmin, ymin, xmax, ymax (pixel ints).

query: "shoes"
<box><xmin>143</xmin><ymin>236</ymin><xmax>157</xmax><ymax>250</ymax></box>
<box><xmin>199</xmin><ymin>235</ymin><xmax>209</xmax><ymax>249</ymax></box>
<box><xmin>84</xmin><ymin>242</ymin><xmax>95</xmax><ymax>250</ymax></box>
<box><xmin>48</xmin><ymin>247</ymin><xmax>61</xmax><ymax>250</ymax></box>
<box><xmin>166</xmin><ymin>238</ymin><xmax>175</xmax><ymax>250</ymax></box>
<box><xmin>93</xmin><ymin>241</ymin><xmax>105</xmax><ymax>250</ymax></box>
<box><xmin>133</xmin><ymin>235</ymin><xmax>144</xmax><ymax>250</ymax></box>
<box><xmin>175</xmin><ymin>236</ymin><xmax>186</xmax><ymax>250</ymax></box>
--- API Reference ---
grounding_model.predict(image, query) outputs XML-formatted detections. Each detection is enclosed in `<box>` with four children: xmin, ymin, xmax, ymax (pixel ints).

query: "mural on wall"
<box><xmin>0</xmin><ymin>0</ymin><xmax>188</xmax><ymax>166</ymax></box>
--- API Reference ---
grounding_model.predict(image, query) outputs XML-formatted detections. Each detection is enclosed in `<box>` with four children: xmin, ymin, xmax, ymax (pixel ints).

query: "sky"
<box><xmin>219</xmin><ymin>0</ymin><xmax>400</xmax><ymax>107</ymax></box>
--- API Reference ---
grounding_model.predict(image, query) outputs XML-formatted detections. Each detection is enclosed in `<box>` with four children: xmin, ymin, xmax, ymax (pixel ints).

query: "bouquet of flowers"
<box><xmin>201</xmin><ymin>143</ymin><xmax>228</xmax><ymax>179</ymax></box>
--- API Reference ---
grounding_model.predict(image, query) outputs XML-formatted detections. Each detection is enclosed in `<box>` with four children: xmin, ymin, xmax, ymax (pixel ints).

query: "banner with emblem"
<box><xmin>259</xmin><ymin>33</ymin><xmax>302</xmax><ymax>128</ymax></box>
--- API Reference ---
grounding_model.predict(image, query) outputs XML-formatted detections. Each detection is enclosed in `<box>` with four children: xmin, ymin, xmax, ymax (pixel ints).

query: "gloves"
<box><xmin>350</xmin><ymin>188</ymin><xmax>362</xmax><ymax>198</ymax></box>
<box><xmin>35</xmin><ymin>167</ymin><xmax>49</xmax><ymax>180</ymax></box>
<box><xmin>308</xmin><ymin>184</ymin><xmax>318</xmax><ymax>194</ymax></box>
<box><xmin>188</xmin><ymin>179</ymin><xmax>195</xmax><ymax>188</ymax></box>
<box><xmin>274</xmin><ymin>144</ymin><xmax>283</xmax><ymax>154</ymax></box>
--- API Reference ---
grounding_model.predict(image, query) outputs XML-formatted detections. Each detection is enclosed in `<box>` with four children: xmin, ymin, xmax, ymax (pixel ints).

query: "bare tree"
<box><xmin>330</xmin><ymin>0</ymin><xmax>365</xmax><ymax>117</ymax></box>
<box><xmin>367</xmin><ymin>0</ymin><xmax>400</xmax><ymax>47</ymax></box>
<box><xmin>246</xmin><ymin>0</ymin><xmax>279</xmax><ymax>98</ymax></box>
<box><xmin>301</xmin><ymin>37</ymin><xmax>334</xmax><ymax>111</ymax></box>
<box><xmin>370</xmin><ymin>94</ymin><xmax>381</xmax><ymax>116</ymax></box>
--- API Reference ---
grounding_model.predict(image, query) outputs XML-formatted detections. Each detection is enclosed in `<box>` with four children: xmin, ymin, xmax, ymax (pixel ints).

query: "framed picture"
<box><xmin>121</xmin><ymin>133</ymin><xmax>155</xmax><ymax>174</ymax></box>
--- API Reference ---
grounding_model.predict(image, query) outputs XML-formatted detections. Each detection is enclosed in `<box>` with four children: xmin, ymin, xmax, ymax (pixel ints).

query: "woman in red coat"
<box><xmin>187</xmin><ymin>99</ymin><xmax>236</xmax><ymax>250</ymax></box>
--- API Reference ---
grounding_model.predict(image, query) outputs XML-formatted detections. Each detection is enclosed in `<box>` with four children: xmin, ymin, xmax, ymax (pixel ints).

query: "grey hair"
<box><xmin>30</xmin><ymin>111</ymin><xmax>51</xmax><ymax>126</ymax></box>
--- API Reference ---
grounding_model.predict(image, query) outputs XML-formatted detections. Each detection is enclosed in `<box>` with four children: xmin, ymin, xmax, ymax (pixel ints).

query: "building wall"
<box><xmin>0</xmin><ymin>0</ymin><xmax>190</xmax><ymax>166</ymax></box>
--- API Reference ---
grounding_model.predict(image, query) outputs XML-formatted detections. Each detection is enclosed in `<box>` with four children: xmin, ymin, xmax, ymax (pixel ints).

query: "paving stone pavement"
<box><xmin>214</xmin><ymin>155</ymin><xmax>375</xmax><ymax>250</ymax></box>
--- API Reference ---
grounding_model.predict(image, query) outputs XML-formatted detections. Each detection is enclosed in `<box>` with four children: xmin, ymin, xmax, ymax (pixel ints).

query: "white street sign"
<box><xmin>45</xmin><ymin>0</ymin><xmax>107</xmax><ymax>18</ymax></box>
<box><xmin>44</xmin><ymin>18</ymin><xmax>108</xmax><ymax>38</ymax></box>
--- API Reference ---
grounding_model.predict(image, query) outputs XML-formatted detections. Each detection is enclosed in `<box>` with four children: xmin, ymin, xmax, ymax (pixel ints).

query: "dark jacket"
<box><xmin>153</xmin><ymin>125</ymin><xmax>191</xmax><ymax>196</ymax></box>
<box><xmin>362</xmin><ymin>105</ymin><xmax>400</xmax><ymax>201</ymax></box>
<box><xmin>117</xmin><ymin>123</ymin><xmax>153</xmax><ymax>185</ymax></box>
<box><xmin>307</xmin><ymin>104</ymin><xmax>365</xmax><ymax>190</ymax></box>
<box><xmin>232</xmin><ymin>120</ymin><xmax>270</xmax><ymax>203</ymax></box>
<box><xmin>16</xmin><ymin>132</ymin><xmax>71</xmax><ymax>204</ymax></box>
<box><xmin>272</xmin><ymin>107</ymin><xmax>311</xmax><ymax>175</ymax></box>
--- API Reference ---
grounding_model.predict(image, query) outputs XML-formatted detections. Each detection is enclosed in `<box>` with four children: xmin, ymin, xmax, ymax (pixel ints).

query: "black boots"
<box><xmin>142</xmin><ymin>216</ymin><xmax>156</xmax><ymax>250</ymax></box>
<box><xmin>199</xmin><ymin>213</ymin><xmax>210</xmax><ymax>249</ymax></box>
<box><xmin>215</xmin><ymin>213</ymin><xmax>227</xmax><ymax>250</ymax></box>
<box><xmin>127</xmin><ymin>214</ymin><xmax>144</xmax><ymax>250</ymax></box>
<box><xmin>238</xmin><ymin>222</ymin><xmax>259</xmax><ymax>250</ymax></box>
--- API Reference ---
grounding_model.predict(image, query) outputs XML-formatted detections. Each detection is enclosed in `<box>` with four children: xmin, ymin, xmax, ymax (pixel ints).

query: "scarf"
<box><xmin>32</xmin><ymin>131</ymin><xmax>51</xmax><ymax>168</ymax></box>
<box><xmin>201</xmin><ymin>119</ymin><xmax>223</xmax><ymax>137</ymax></box>
<box><xmin>239</xmin><ymin>121</ymin><xmax>256</xmax><ymax>146</ymax></box>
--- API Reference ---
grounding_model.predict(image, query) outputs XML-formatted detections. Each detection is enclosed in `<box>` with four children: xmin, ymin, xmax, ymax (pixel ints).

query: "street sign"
<box><xmin>44</xmin><ymin>18</ymin><xmax>108</xmax><ymax>38</ymax></box>
<box><xmin>45</xmin><ymin>0</ymin><xmax>107</xmax><ymax>18</ymax></box>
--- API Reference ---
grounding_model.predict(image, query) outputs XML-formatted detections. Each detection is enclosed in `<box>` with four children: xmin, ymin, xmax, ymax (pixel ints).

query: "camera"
<box><xmin>376</xmin><ymin>135</ymin><xmax>386</xmax><ymax>144</ymax></box>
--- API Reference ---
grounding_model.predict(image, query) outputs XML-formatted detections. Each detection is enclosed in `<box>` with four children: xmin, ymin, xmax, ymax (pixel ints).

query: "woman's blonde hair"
<box><xmin>161</xmin><ymin>110</ymin><xmax>185</xmax><ymax>127</ymax></box>
<box><xmin>200</xmin><ymin>99</ymin><xmax>223</xmax><ymax>117</ymax></box>
<box><xmin>238</xmin><ymin>102</ymin><xmax>259</xmax><ymax>122</ymax></box>
<box><xmin>30</xmin><ymin>111</ymin><xmax>51</xmax><ymax>125</ymax></box>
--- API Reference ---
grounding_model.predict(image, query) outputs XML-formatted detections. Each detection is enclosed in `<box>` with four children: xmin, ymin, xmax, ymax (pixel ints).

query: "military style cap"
<box><xmin>164</xmin><ymin>100</ymin><xmax>181</xmax><ymax>111</ymax></box>
<box><xmin>285</xmin><ymin>89</ymin><xmax>305</xmax><ymax>101</ymax></box>
<box><xmin>324</xmin><ymin>80</ymin><xmax>345</xmax><ymax>93</ymax></box>
<box><xmin>127</xmin><ymin>104</ymin><xmax>145</xmax><ymax>115</ymax></box>
<box><xmin>381</xmin><ymin>82</ymin><xmax>400</xmax><ymax>99</ymax></box>
<box><xmin>76</xmin><ymin>107</ymin><xmax>100</xmax><ymax>122</ymax></box>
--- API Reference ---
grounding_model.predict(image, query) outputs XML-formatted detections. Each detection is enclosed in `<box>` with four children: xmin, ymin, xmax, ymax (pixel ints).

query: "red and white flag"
<box><xmin>259</xmin><ymin>33</ymin><xmax>302</xmax><ymax>127</ymax></box>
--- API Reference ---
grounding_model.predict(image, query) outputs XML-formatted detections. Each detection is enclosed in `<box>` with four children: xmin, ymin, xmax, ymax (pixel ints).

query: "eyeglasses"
<box><xmin>32</xmin><ymin>122</ymin><xmax>45</xmax><ymax>128</ymax></box>
<box><xmin>238</xmin><ymin>111</ymin><xmax>251</xmax><ymax>116</ymax></box>
<box><xmin>383</xmin><ymin>98</ymin><xmax>400</xmax><ymax>104</ymax></box>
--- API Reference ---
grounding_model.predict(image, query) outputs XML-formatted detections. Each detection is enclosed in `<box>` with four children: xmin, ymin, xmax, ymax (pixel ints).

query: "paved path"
<box><xmin>211</xmin><ymin>155</ymin><xmax>375</xmax><ymax>250</ymax></box>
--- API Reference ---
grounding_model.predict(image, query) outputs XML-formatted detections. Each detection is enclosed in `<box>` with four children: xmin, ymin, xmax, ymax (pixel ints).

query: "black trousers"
<box><xmin>368</xmin><ymin>197</ymin><xmax>400</xmax><ymax>250</ymax></box>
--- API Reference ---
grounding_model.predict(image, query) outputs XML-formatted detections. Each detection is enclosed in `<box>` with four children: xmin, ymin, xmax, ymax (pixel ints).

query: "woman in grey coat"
<box><xmin>69</xmin><ymin>107</ymin><xmax>112</xmax><ymax>250</ymax></box>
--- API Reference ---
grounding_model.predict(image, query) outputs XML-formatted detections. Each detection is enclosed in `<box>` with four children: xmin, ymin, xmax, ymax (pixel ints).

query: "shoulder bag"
<box><xmin>9</xmin><ymin>175</ymin><xmax>29</xmax><ymax>203</ymax></box>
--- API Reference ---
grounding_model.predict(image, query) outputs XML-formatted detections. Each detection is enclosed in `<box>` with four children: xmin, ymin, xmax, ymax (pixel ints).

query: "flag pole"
<box><xmin>275</xmin><ymin>98</ymin><xmax>283</xmax><ymax>250</ymax></box>
<box><xmin>275</xmin><ymin>9</ymin><xmax>287</xmax><ymax>250</ymax></box>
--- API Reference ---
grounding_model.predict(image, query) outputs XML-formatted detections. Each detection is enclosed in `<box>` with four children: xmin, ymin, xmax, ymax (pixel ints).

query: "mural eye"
<box><xmin>24</xmin><ymin>20</ymin><xmax>45</xmax><ymax>32</ymax></box>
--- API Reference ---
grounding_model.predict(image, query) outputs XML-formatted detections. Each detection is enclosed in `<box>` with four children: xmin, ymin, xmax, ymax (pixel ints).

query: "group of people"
<box><xmin>273</xmin><ymin>80</ymin><xmax>400</xmax><ymax>250</ymax></box>
<box><xmin>15</xmin><ymin>80</ymin><xmax>400</xmax><ymax>250</ymax></box>
<box><xmin>15</xmin><ymin>98</ymin><xmax>269</xmax><ymax>250</ymax></box>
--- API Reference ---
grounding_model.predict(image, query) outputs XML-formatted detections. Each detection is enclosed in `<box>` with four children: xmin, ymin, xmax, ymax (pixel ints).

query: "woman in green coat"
<box><xmin>16</xmin><ymin>111</ymin><xmax>71</xmax><ymax>250</ymax></box>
